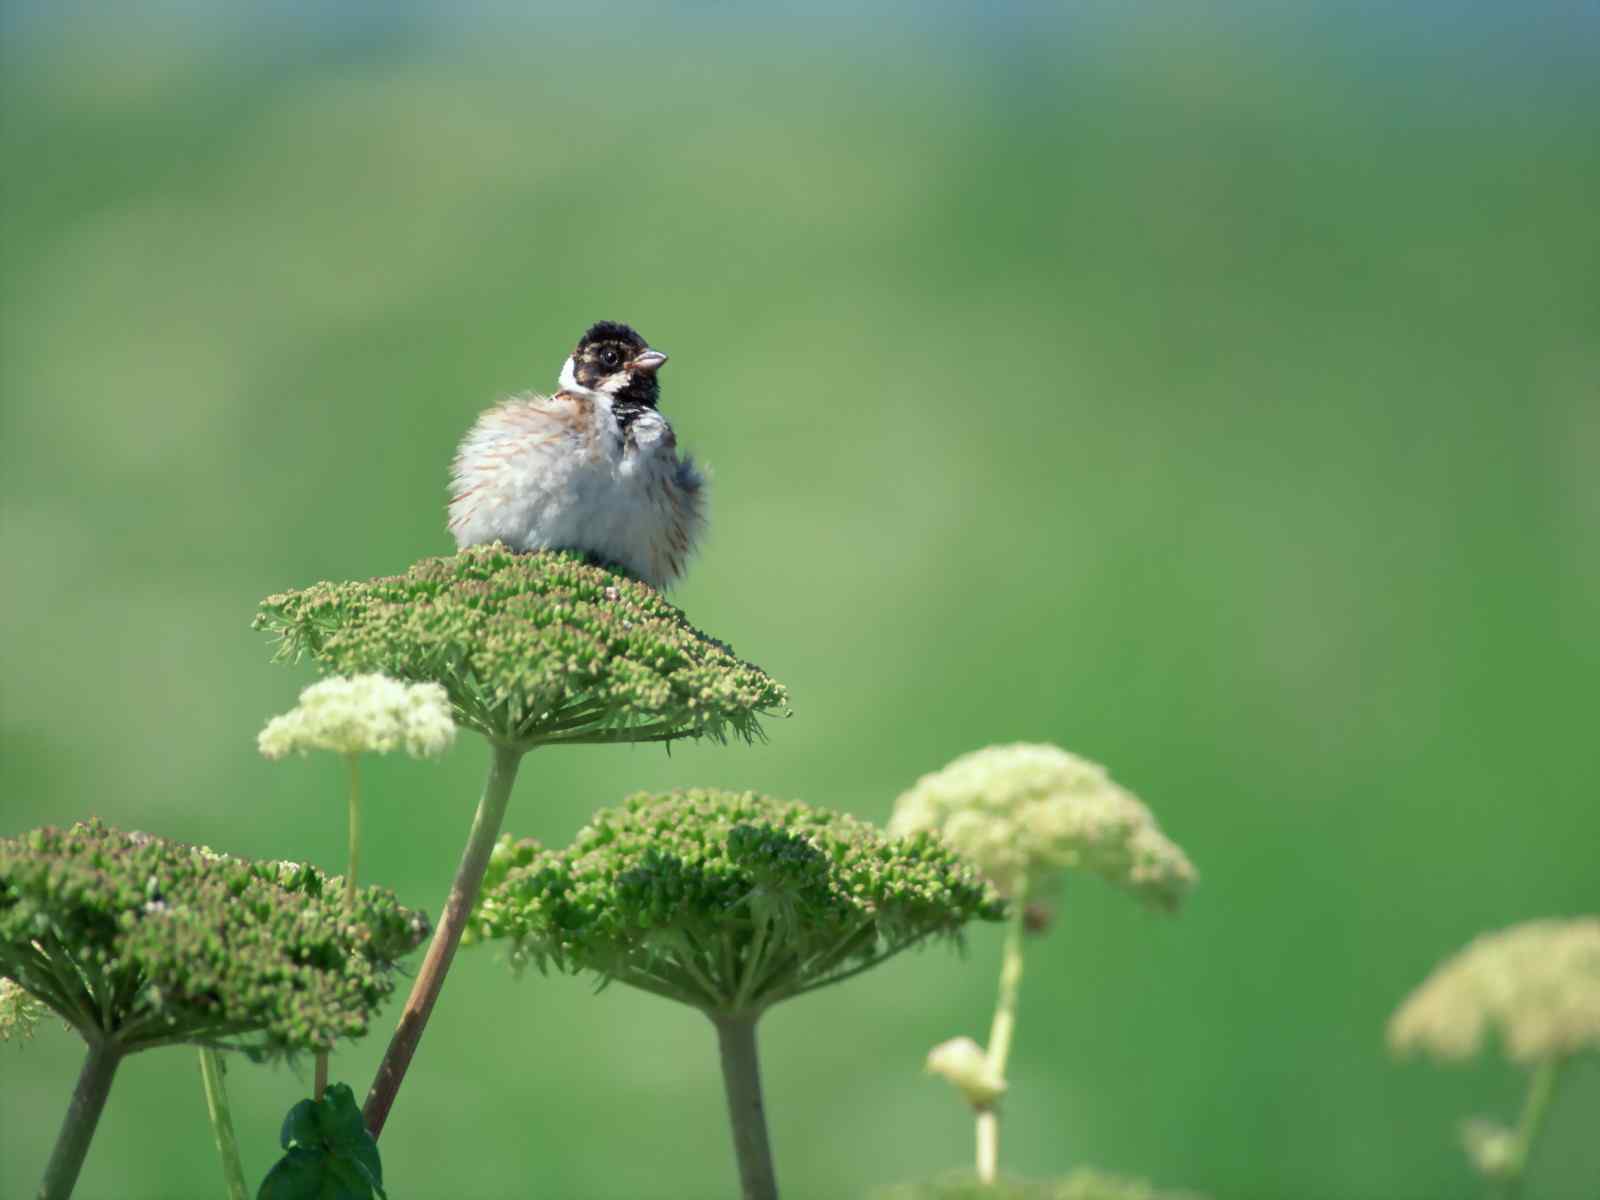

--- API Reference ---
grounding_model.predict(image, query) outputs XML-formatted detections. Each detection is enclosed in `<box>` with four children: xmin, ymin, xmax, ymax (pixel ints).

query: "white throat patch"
<box><xmin>558</xmin><ymin>356</ymin><xmax>581</xmax><ymax>392</ymax></box>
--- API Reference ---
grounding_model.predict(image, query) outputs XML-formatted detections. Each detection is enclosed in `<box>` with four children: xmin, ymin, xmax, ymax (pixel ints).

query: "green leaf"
<box><xmin>279</xmin><ymin>1100</ymin><xmax>319</xmax><ymax>1150</ymax></box>
<box><xmin>258</xmin><ymin>1086</ymin><xmax>387</xmax><ymax>1200</ymax></box>
<box><xmin>257</xmin><ymin>1147</ymin><xmax>323</xmax><ymax>1200</ymax></box>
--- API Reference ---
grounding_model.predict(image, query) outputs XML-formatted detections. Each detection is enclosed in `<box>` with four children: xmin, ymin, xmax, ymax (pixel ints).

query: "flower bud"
<box><xmin>925</xmin><ymin>1036</ymin><xmax>1006</xmax><ymax>1109</ymax></box>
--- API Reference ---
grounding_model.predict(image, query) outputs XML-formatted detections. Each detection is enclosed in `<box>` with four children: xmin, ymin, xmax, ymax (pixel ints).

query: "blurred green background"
<box><xmin>2</xmin><ymin>3</ymin><xmax>1597</xmax><ymax>1197</ymax></box>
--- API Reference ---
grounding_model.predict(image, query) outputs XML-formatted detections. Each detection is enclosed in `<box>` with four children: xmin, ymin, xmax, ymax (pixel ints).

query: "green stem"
<box><xmin>197</xmin><ymin>1049</ymin><xmax>249</xmax><ymax>1200</ymax></box>
<box><xmin>344</xmin><ymin>753</ymin><xmax>362</xmax><ymax>908</ymax></box>
<box><xmin>319</xmin><ymin>754</ymin><xmax>362</xmax><ymax>1103</ymax></box>
<box><xmin>362</xmin><ymin>739</ymin><xmax>526</xmax><ymax>1138</ymax></box>
<box><xmin>37</xmin><ymin>1038</ymin><xmax>121</xmax><ymax>1200</ymax></box>
<box><xmin>977</xmin><ymin>884</ymin><xmax>1029</xmax><ymax>1185</ymax></box>
<box><xmin>735</xmin><ymin>919</ymin><xmax>773</xmax><ymax>1009</ymax></box>
<box><xmin>712</xmin><ymin>1014</ymin><xmax>779</xmax><ymax>1200</ymax></box>
<box><xmin>1502</xmin><ymin>1058</ymin><xmax>1564</xmax><ymax>1198</ymax></box>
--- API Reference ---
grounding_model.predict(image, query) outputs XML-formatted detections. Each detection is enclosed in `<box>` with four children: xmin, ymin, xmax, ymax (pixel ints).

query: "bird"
<box><xmin>447</xmin><ymin>321</ymin><xmax>706</xmax><ymax>590</ymax></box>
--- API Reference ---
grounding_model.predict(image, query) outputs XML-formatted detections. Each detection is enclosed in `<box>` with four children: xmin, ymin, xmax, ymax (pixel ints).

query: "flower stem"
<box><xmin>713</xmin><ymin>1014</ymin><xmax>779</xmax><ymax>1200</ymax></box>
<box><xmin>977</xmin><ymin>885</ymin><xmax>1029</xmax><ymax>1184</ymax></box>
<box><xmin>38</xmin><ymin>1038</ymin><xmax>121</xmax><ymax>1200</ymax></box>
<box><xmin>362</xmin><ymin>739</ymin><xmax>525</xmax><ymax>1138</ymax></box>
<box><xmin>344</xmin><ymin>753</ymin><xmax>362</xmax><ymax>909</ymax></box>
<box><xmin>197</xmin><ymin>1048</ymin><xmax>249</xmax><ymax>1200</ymax></box>
<box><xmin>318</xmin><ymin>754</ymin><xmax>363</xmax><ymax>1102</ymax></box>
<box><xmin>1503</xmin><ymin>1058</ymin><xmax>1564</xmax><ymax>1198</ymax></box>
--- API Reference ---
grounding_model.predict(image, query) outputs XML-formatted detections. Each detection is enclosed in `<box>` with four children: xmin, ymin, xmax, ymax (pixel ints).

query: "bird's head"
<box><xmin>560</xmin><ymin>321</ymin><xmax>667</xmax><ymax>408</ymax></box>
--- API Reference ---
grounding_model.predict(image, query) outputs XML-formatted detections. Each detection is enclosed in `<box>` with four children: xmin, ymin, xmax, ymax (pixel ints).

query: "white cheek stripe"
<box><xmin>557</xmin><ymin>355</ymin><xmax>627</xmax><ymax>397</ymax></box>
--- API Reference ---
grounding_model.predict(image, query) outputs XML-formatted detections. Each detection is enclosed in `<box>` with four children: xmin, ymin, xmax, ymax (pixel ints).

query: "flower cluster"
<box><xmin>0</xmin><ymin>820</ymin><xmax>429</xmax><ymax>1056</ymax></box>
<box><xmin>258</xmin><ymin>673</ymin><xmax>456</xmax><ymax>760</ymax></box>
<box><xmin>889</xmin><ymin>744</ymin><xmax>1196</xmax><ymax>909</ymax></box>
<box><xmin>0</xmin><ymin>977</ymin><xmax>44</xmax><ymax>1042</ymax></box>
<box><xmin>1387</xmin><ymin>916</ymin><xmax>1600</xmax><ymax>1066</ymax></box>
<box><xmin>468</xmin><ymin>789</ymin><xmax>1003</xmax><ymax>1016</ymax></box>
<box><xmin>254</xmin><ymin>545</ymin><xmax>789</xmax><ymax>748</ymax></box>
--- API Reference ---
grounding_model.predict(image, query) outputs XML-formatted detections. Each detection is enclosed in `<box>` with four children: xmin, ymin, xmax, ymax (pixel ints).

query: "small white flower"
<box><xmin>1</xmin><ymin>978</ymin><xmax>43</xmax><ymax>1042</ymax></box>
<box><xmin>925</xmin><ymin>1036</ymin><xmax>1006</xmax><ymax>1109</ymax></box>
<box><xmin>1460</xmin><ymin>1119</ymin><xmax>1517</xmax><ymax>1180</ymax></box>
<box><xmin>890</xmin><ymin>743</ymin><xmax>1196</xmax><ymax>908</ymax></box>
<box><xmin>258</xmin><ymin>674</ymin><xmax>457</xmax><ymax>760</ymax></box>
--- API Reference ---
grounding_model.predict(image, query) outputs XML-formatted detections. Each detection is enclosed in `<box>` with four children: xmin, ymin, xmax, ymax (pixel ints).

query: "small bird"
<box><xmin>447</xmin><ymin>321</ymin><xmax>706</xmax><ymax>590</ymax></box>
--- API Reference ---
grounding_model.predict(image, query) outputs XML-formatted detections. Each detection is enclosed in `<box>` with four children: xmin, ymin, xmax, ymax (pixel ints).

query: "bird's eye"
<box><xmin>600</xmin><ymin>347</ymin><xmax>621</xmax><ymax>369</ymax></box>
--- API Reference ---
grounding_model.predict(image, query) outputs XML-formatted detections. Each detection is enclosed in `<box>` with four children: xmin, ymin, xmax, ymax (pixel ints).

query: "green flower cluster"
<box><xmin>469</xmin><ymin>789</ymin><xmax>1003</xmax><ymax>1016</ymax></box>
<box><xmin>0</xmin><ymin>820</ymin><xmax>429</xmax><ymax>1056</ymax></box>
<box><xmin>254</xmin><ymin>544</ymin><xmax>789</xmax><ymax>748</ymax></box>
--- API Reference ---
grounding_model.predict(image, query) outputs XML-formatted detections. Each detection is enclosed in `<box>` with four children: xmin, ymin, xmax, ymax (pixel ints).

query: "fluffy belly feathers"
<box><xmin>447</xmin><ymin>392</ymin><xmax>703</xmax><ymax>590</ymax></box>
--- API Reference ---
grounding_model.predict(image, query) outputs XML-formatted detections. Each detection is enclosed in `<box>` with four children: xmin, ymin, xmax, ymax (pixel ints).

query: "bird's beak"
<box><xmin>628</xmin><ymin>350</ymin><xmax>668</xmax><ymax>374</ymax></box>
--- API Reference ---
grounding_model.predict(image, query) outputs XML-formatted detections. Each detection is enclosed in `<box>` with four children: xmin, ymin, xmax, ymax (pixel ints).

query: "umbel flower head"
<box><xmin>889</xmin><ymin>743</ymin><xmax>1196</xmax><ymax>909</ymax></box>
<box><xmin>258</xmin><ymin>672</ymin><xmax>456</xmax><ymax>760</ymax></box>
<box><xmin>0</xmin><ymin>820</ymin><xmax>429</xmax><ymax>1056</ymax></box>
<box><xmin>254</xmin><ymin>544</ymin><xmax>788</xmax><ymax>748</ymax></box>
<box><xmin>468</xmin><ymin>789</ymin><xmax>1003</xmax><ymax>1016</ymax></box>
<box><xmin>1387</xmin><ymin>916</ymin><xmax>1600</xmax><ymax>1067</ymax></box>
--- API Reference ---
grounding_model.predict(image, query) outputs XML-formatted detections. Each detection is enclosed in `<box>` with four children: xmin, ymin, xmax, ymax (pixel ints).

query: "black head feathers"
<box><xmin>578</xmin><ymin>321</ymin><xmax>648</xmax><ymax>352</ymax></box>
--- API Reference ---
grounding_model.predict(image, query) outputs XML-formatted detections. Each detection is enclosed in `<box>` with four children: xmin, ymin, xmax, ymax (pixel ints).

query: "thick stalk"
<box><xmin>38</xmin><ymin>1039</ymin><xmax>121</xmax><ymax>1200</ymax></box>
<box><xmin>976</xmin><ymin>885</ymin><xmax>1029</xmax><ymax>1184</ymax></box>
<box><xmin>1503</xmin><ymin>1058</ymin><xmax>1564</xmax><ymax>1199</ymax></box>
<box><xmin>713</xmin><ymin>1014</ymin><xmax>779</xmax><ymax>1200</ymax></box>
<box><xmin>197</xmin><ymin>1049</ymin><xmax>249</xmax><ymax>1200</ymax></box>
<box><xmin>362</xmin><ymin>740</ymin><xmax>525</xmax><ymax>1137</ymax></box>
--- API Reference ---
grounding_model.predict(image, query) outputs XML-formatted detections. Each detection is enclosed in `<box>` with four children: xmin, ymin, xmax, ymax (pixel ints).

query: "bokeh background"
<box><xmin>2</xmin><ymin>3</ymin><xmax>1597</xmax><ymax>1198</ymax></box>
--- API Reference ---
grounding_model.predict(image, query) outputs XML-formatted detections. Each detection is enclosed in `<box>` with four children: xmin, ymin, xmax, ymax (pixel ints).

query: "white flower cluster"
<box><xmin>1388</xmin><ymin>916</ymin><xmax>1600</xmax><ymax>1066</ymax></box>
<box><xmin>258</xmin><ymin>674</ymin><xmax>457</xmax><ymax>761</ymax></box>
<box><xmin>890</xmin><ymin>743</ymin><xmax>1196</xmax><ymax>908</ymax></box>
<box><xmin>0</xmin><ymin>977</ymin><xmax>43</xmax><ymax>1042</ymax></box>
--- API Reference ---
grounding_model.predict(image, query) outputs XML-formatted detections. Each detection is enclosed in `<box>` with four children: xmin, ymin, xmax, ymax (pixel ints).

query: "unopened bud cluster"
<box><xmin>470</xmin><ymin>788</ymin><xmax>1002</xmax><ymax>1016</ymax></box>
<box><xmin>255</xmin><ymin>546</ymin><xmax>788</xmax><ymax>748</ymax></box>
<box><xmin>0</xmin><ymin>820</ymin><xmax>428</xmax><ymax>1055</ymax></box>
